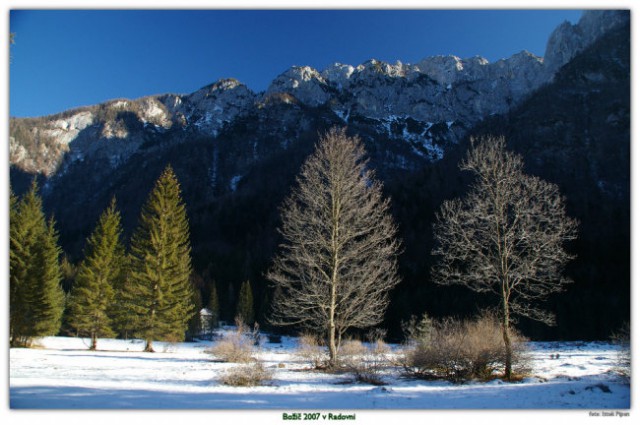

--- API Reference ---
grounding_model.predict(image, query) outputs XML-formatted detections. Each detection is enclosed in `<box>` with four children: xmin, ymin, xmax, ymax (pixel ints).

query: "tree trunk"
<box><xmin>144</xmin><ymin>339</ymin><xmax>154</xmax><ymax>352</ymax></box>
<box><xmin>90</xmin><ymin>331</ymin><xmax>97</xmax><ymax>351</ymax></box>
<box><xmin>502</xmin><ymin>297</ymin><xmax>512</xmax><ymax>380</ymax></box>
<box><xmin>328</xmin><ymin>321</ymin><xmax>337</xmax><ymax>367</ymax></box>
<box><xmin>145</xmin><ymin>305</ymin><xmax>156</xmax><ymax>352</ymax></box>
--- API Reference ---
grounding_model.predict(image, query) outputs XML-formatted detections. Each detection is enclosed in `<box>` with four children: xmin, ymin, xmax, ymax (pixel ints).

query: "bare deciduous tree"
<box><xmin>268</xmin><ymin>128</ymin><xmax>401</xmax><ymax>366</ymax></box>
<box><xmin>431</xmin><ymin>136</ymin><xmax>578</xmax><ymax>379</ymax></box>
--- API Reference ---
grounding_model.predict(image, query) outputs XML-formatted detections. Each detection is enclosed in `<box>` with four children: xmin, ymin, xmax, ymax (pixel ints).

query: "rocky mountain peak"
<box><xmin>542</xmin><ymin>10</ymin><xmax>629</xmax><ymax>78</ymax></box>
<box><xmin>185</xmin><ymin>78</ymin><xmax>255</xmax><ymax>135</ymax></box>
<box><xmin>266</xmin><ymin>65</ymin><xmax>330</xmax><ymax>107</ymax></box>
<box><xmin>321</xmin><ymin>63</ymin><xmax>356</xmax><ymax>87</ymax></box>
<box><xmin>354</xmin><ymin>59</ymin><xmax>407</xmax><ymax>78</ymax></box>
<box><xmin>9</xmin><ymin>10</ymin><xmax>629</xmax><ymax>179</ymax></box>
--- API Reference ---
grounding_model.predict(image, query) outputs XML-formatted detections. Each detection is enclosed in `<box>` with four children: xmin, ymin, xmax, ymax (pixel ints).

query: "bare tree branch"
<box><xmin>431</xmin><ymin>136</ymin><xmax>578</xmax><ymax>379</ymax></box>
<box><xmin>268</xmin><ymin>128</ymin><xmax>401</xmax><ymax>365</ymax></box>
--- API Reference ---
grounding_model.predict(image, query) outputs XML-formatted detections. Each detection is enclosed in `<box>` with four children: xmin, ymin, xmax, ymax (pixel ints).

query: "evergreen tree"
<box><xmin>68</xmin><ymin>198</ymin><xmax>125</xmax><ymax>350</ymax></box>
<box><xmin>208</xmin><ymin>282</ymin><xmax>220</xmax><ymax>331</ymax></box>
<box><xmin>10</xmin><ymin>181</ymin><xmax>64</xmax><ymax>346</ymax></box>
<box><xmin>58</xmin><ymin>256</ymin><xmax>78</xmax><ymax>337</ymax></box>
<box><xmin>110</xmin><ymin>254</ymin><xmax>136</xmax><ymax>339</ymax></box>
<box><xmin>236</xmin><ymin>280</ymin><xmax>254</xmax><ymax>325</ymax></box>
<box><xmin>9</xmin><ymin>188</ymin><xmax>25</xmax><ymax>345</ymax></box>
<box><xmin>30</xmin><ymin>218</ymin><xmax>65</xmax><ymax>337</ymax></box>
<box><xmin>186</xmin><ymin>287</ymin><xmax>203</xmax><ymax>341</ymax></box>
<box><xmin>126</xmin><ymin>165</ymin><xmax>195</xmax><ymax>352</ymax></box>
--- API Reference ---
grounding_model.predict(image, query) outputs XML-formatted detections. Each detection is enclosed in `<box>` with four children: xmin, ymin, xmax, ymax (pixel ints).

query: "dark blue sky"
<box><xmin>9</xmin><ymin>9</ymin><xmax>582</xmax><ymax>118</ymax></box>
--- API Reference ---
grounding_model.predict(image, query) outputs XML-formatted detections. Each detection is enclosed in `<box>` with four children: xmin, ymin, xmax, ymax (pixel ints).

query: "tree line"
<box><xmin>9</xmin><ymin>129</ymin><xmax>577</xmax><ymax>379</ymax></box>
<box><xmin>11</xmin><ymin>166</ymin><xmax>191</xmax><ymax>352</ymax></box>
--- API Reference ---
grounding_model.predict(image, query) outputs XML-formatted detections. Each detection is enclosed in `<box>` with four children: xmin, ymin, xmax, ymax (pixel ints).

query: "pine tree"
<box><xmin>186</xmin><ymin>287</ymin><xmax>203</xmax><ymax>341</ymax></box>
<box><xmin>58</xmin><ymin>256</ymin><xmax>78</xmax><ymax>336</ymax></box>
<box><xmin>126</xmin><ymin>165</ymin><xmax>195</xmax><ymax>352</ymax></box>
<box><xmin>30</xmin><ymin>218</ymin><xmax>65</xmax><ymax>337</ymax></box>
<box><xmin>236</xmin><ymin>280</ymin><xmax>254</xmax><ymax>325</ymax></box>
<box><xmin>110</xmin><ymin>253</ymin><xmax>136</xmax><ymax>339</ymax></box>
<box><xmin>9</xmin><ymin>187</ymin><xmax>25</xmax><ymax>345</ymax></box>
<box><xmin>68</xmin><ymin>198</ymin><xmax>125</xmax><ymax>350</ymax></box>
<box><xmin>10</xmin><ymin>181</ymin><xmax>64</xmax><ymax>346</ymax></box>
<box><xmin>208</xmin><ymin>282</ymin><xmax>220</xmax><ymax>331</ymax></box>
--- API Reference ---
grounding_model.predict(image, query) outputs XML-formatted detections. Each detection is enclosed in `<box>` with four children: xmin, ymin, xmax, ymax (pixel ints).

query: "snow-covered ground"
<box><xmin>9</xmin><ymin>334</ymin><xmax>630</xmax><ymax>412</ymax></box>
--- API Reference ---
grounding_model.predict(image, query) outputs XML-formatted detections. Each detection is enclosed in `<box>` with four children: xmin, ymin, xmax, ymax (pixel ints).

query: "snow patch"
<box><xmin>230</xmin><ymin>175</ymin><xmax>243</xmax><ymax>192</ymax></box>
<box><xmin>111</xmin><ymin>100</ymin><xmax>128</xmax><ymax>109</ymax></box>
<box><xmin>43</xmin><ymin>112</ymin><xmax>94</xmax><ymax>146</ymax></box>
<box><xmin>9</xmin><ymin>337</ymin><xmax>631</xmax><ymax>409</ymax></box>
<box><xmin>333</xmin><ymin>108</ymin><xmax>351</xmax><ymax>123</ymax></box>
<box><xmin>376</xmin><ymin>116</ymin><xmax>444</xmax><ymax>162</ymax></box>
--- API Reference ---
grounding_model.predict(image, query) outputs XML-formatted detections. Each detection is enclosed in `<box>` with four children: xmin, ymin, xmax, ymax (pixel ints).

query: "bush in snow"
<box><xmin>339</xmin><ymin>338</ymin><xmax>367</xmax><ymax>358</ymax></box>
<box><xmin>297</xmin><ymin>333</ymin><xmax>328</xmax><ymax>369</ymax></box>
<box><xmin>610</xmin><ymin>322</ymin><xmax>630</xmax><ymax>384</ymax></box>
<box><xmin>220</xmin><ymin>361</ymin><xmax>272</xmax><ymax>387</ymax></box>
<box><xmin>207</xmin><ymin>317</ymin><xmax>258</xmax><ymax>363</ymax></box>
<box><xmin>402</xmin><ymin>312</ymin><xmax>530</xmax><ymax>382</ymax></box>
<box><xmin>338</xmin><ymin>329</ymin><xmax>392</xmax><ymax>385</ymax></box>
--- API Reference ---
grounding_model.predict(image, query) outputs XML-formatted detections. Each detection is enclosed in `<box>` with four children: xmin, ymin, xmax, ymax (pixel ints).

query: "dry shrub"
<box><xmin>297</xmin><ymin>333</ymin><xmax>328</xmax><ymax>369</ymax></box>
<box><xmin>610</xmin><ymin>322</ymin><xmax>630</xmax><ymax>384</ymax></box>
<box><xmin>207</xmin><ymin>317</ymin><xmax>258</xmax><ymax>363</ymax></box>
<box><xmin>339</xmin><ymin>330</ymin><xmax>392</xmax><ymax>385</ymax></box>
<box><xmin>403</xmin><ymin>312</ymin><xmax>530</xmax><ymax>382</ymax></box>
<box><xmin>220</xmin><ymin>361</ymin><xmax>272</xmax><ymax>387</ymax></box>
<box><xmin>340</xmin><ymin>339</ymin><xmax>367</xmax><ymax>358</ymax></box>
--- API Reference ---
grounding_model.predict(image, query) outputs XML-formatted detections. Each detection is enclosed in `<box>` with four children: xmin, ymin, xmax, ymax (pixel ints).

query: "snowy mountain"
<box><xmin>8</xmin><ymin>10</ymin><xmax>630</xmax><ymax>341</ymax></box>
<box><xmin>9</xmin><ymin>10</ymin><xmax>628</xmax><ymax>179</ymax></box>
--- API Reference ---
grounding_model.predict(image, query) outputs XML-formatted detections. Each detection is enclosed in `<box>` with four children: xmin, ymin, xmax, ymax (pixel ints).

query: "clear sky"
<box><xmin>9</xmin><ymin>9</ymin><xmax>583</xmax><ymax>118</ymax></box>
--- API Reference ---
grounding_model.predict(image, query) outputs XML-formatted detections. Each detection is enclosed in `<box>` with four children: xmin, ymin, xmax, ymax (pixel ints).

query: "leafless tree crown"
<box><xmin>432</xmin><ymin>136</ymin><xmax>578</xmax><ymax>325</ymax></box>
<box><xmin>268</xmin><ymin>128</ymin><xmax>400</xmax><ymax>360</ymax></box>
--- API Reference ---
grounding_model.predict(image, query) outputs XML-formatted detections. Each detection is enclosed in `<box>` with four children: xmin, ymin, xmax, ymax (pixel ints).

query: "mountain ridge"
<box><xmin>8</xmin><ymin>10</ymin><xmax>630</xmax><ymax>340</ymax></box>
<box><xmin>10</xmin><ymin>10</ymin><xmax>629</xmax><ymax>178</ymax></box>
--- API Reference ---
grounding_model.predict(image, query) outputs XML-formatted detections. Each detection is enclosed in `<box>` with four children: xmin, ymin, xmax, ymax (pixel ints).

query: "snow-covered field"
<box><xmin>9</xmin><ymin>334</ymin><xmax>630</xmax><ymax>412</ymax></box>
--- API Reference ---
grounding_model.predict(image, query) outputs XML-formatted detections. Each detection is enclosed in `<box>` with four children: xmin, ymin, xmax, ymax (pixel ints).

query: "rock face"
<box><xmin>543</xmin><ymin>10</ymin><xmax>630</xmax><ymax>79</ymax></box>
<box><xmin>7</xmin><ymin>10</ymin><xmax>630</xmax><ymax>341</ymax></box>
<box><xmin>468</xmin><ymin>18</ymin><xmax>630</xmax><ymax>340</ymax></box>
<box><xmin>9</xmin><ymin>10</ymin><xmax>628</xmax><ymax>178</ymax></box>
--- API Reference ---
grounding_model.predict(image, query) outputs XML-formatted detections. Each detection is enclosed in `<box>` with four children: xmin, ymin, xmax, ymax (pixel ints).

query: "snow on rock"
<box><xmin>9</xmin><ymin>337</ymin><xmax>630</xmax><ymax>410</ymax></box>
<box><xmin>186</xmin><ymin>79</ymin><xmax>255</xmax><ymax>136</ymax></box>
<box><xmin>333</xmin><ymin>108</ymin><xmax>350</xmax><ymax>123</ymax></box>
<box><xmin>42</xmin><ymin>111</ymin><xmax>94</xmax><ymax>146</ymax></box>
<box><xmin>139</xmin><ymin>97</ymin><xmax>172</xmax><ymax>128</ymax></box>
<box><xmin>266</xmin><ymin>66</ymin><xmax>331</xmax><ymax>107</ymax></box>
<box><xmin>542</xmin><ymin>10</ymin><xmax>629</xmax><ymax>81</ymax></box>
<box><xmin>8</xmin><ymin>11</ymin><xmax>630</xmax><ymax>179</ymax></box>
<box><xmin>101</xmin><ymin>120</ymin><xmax>129</xmax><ymax>139</ymax></box>
<box><xmin>230</xmin><ymin>175</ymin><xmax>243</xmax><ymax>192</ymax></box>
<box><xmin>321</xmin><ymin>63</ymin><xmax>355</xmax><ymax>88</ymax></box>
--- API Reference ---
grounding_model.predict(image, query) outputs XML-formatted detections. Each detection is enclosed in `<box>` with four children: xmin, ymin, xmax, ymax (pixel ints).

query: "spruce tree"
<box><xmin>110</xmin><ymin>254</ymin><xmax>136</xmax><ymax>339</ymax></box>
<box><xmin>68</xmin><ymin>198</ymin><xmax>125</xmax><ymax>350</ymax></box>
<box><xmin>10</xmin><ymin>181</ymin><xmax>64</xmax><ymax>346</ymax></box>
<box><xmin>9</xmin><ymin>188</ymin><xmax>26</xmax><ymax>345</ymax></box>
<box><xmin>186</xmin><ymin>287</ymin><xmax>203</xmax><ymax>341</ymax></box>
<box><xmin>208</xmin><ymin>282</ymin><xmax>220</xmax><ymax>331</ymax></box>
<box><xmin>236</xmin><ymin>280</ymin><xmax>254</xmax><ymax>325</ymax></box>
<box><xmin>126</xmin><ymin>165</ymin><xmax>195</xmax><ymax>352</ymax></box>
<box><xmin>30</xmin><ymin>218</ymin><xmax>65</xmax><ymax>337</ymax></box>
